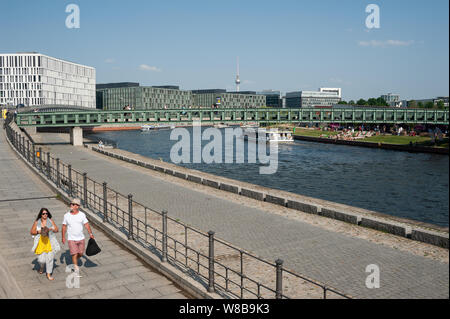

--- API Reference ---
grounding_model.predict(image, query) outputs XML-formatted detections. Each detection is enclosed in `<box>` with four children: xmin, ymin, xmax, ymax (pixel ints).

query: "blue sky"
<box><xmin>1</xmin><ymin>0</ymin><xmax>448</xmax><ymax>101</ymax></box>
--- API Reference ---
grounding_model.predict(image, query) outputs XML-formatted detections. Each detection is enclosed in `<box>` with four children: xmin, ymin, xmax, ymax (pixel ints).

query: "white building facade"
<box><xmin>381</xmin><ymin>93</ymin><xmax>400</xmax><ymax>107</ymax></box>
<box><xmin>286</xmin><ymin>88</ymin><xmax>342</xmax><ymax>108</ymax></box>
<box><xmin>0</xmin><ymin>53</ymin><xmax>96</xmax><ymax>108</ymax></box>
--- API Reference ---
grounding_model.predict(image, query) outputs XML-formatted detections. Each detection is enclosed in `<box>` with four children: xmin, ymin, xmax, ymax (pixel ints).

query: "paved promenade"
<box><xmin>0</xmin><ymin>128</ymin><xmax>188</xmax><ymax>299</ymax></box>
<box><xmin>28</xmin><ymin>132</ymin><xmax>449</xmax><ymax>299</ymax></box>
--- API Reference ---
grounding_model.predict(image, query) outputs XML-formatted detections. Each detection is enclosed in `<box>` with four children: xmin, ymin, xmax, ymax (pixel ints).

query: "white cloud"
<box><xmin>105</xmin><ymin>58</ymin><xmax>115</xmax><ymax>63</ymax></box>
<box><xmin>358</xmin><ymin>40</ymin><xmax>415</xmax><ymax>47</ymax></box>
<box><xmin>139</xmin><ymin>64</ymin><xmax>162</xmax><ymax>72</ymax></box>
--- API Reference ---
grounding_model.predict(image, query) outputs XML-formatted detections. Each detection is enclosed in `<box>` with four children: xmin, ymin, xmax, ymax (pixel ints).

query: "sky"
<box><xmin>0</xmin><ymin>0</ymin><xmax>448</xmax><ymax>101</ymax></box>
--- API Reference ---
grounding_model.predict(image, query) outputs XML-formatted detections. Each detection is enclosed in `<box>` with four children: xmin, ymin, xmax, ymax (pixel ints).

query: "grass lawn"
<box><xmin>363</xmin><ymin>135</ymin><xmax>449</xmax><ymax>148</ymax></box>
<box><xmin>294</xmin><ymin>128</ymin><xmax>449</xmax><ymax>148</ymax></box>
<box><xmin>362</xmin><ymin>135</ymin><xmax>430</xmax><ymax>145</ymax></box>
<box><xmin>293</xmin><ymin>128</ymin><xmax>339</xmax><ymax>138</ymax></box>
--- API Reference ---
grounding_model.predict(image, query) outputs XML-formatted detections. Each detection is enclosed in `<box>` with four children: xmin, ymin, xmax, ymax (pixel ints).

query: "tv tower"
<box><xmin>235</xmin><ymin>56</ymin><xmax>241</xmax><ymax>92</ymax></box>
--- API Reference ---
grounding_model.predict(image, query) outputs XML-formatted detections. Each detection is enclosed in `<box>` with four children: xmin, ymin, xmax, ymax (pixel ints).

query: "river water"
<box><xmin>89</xmin><ymin>128</ymin><xmax>449</xmax><ymax>227</ymax></box>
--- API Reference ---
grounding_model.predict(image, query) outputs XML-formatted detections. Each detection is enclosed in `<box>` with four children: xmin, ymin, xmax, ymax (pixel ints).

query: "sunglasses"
<box><xmin>42</xmin><ymin>212</ymin><xmax>48</xmax><ymax>215</ymax></box>
<box><xmin>70</xmin><ymin>203</ymin><xmax>79</xmax><ymax>206</ymax></box>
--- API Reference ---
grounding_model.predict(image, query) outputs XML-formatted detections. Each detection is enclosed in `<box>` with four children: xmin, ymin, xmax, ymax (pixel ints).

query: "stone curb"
<box><xmin>90</xmin><ymin>146</ymin><xmax>449</xmax><ymax>249</ymax></box>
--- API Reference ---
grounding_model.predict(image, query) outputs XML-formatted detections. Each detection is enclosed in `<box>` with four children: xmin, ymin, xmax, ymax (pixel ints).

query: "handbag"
<box><xmin>85</xmin><ymin>238</ymin><xmax>101</xmax><ymax>256</ymax></box>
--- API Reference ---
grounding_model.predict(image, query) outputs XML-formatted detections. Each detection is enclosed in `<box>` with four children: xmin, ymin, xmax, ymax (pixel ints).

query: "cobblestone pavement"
<box><xmin>26</xmin><ymin>133</ymin><xmax>450</xmax><ymax>298</ymax></box>
<box><xmin>0</xmin><ymin>129</ymin><xmax>189</xmax><ymax>299</ymax></box>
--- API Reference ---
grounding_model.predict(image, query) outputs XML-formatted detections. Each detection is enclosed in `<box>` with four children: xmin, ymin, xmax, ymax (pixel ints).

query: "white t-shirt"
<box><xmin>62</xmin><ymin>211</ymin><xmax>89</xmax><ymax>241</ymax></box>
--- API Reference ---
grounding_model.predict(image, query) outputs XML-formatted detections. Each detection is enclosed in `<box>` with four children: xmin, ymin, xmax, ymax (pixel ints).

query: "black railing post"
<box><xmin>128</xmin><ymin>194</ymin><xmax>133</xmax><ymax>240</ymax></box>
<box><xmin>275</xmin><ymin>259</ymin><xmax>283</xmax><ymax>299</ymax></box>
<box><xmin>103</xmin><ymin>182</ymin><xmax>107</xmax><ymax>223</ymax></box>
<box><xmin>21</xmin><ymin>136</ymin><xmax>24</xmax><ymax>155</ymax></box>
<box><xmin>208</xmin><ymin>230</ymin><xmax>215</xmax><ymax>293</ymax></box>
<box><xmin>38</xmin><ymin>147</ymin><xmax>42</xmax><ymax>172</ymax></box>
<box><xmin>83</xmin><ymin>173</ymin><xmax>88</xmax><ymax>207</ymax></box>
<box><xmin>26</xmin><ymin>140</ymin><xmax>30</xmax><ymax>162</ymax></box>
<box><xmin>56</xmin><ymin>158</ymin><xmax>60</xmax><ymax>188</ymax></box>
<box><xmin>47</xmin><ymin>152</ymin><xmax>51</xmax><ymax>178</ymax></box>
<box><xmin>32</xmin><ymin>143</ymin><xmax>36</xmax><ymax>167</ymax></box>
<box><xmin>162</xmin><ymin>210</ymin><xmax>168</xmax><ymax>262</ymax></box>
<box><xmin>68</xmin><ymin>164</ymin><xmax>72</xmax><ymax>196</ymax></box>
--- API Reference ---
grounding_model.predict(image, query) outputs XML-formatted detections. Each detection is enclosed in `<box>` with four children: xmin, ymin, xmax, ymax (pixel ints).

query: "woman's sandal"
<box><xmin>47</xmin><ymin>274</ymin><xmax>54</xmax><ymax>281</ymax></box>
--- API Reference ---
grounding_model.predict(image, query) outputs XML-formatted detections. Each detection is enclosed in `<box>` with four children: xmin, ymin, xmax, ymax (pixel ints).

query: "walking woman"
<box><xmin>30</xmin><ymin>208</ymin><xmax>61</xmax><ymax>281</ymax></box>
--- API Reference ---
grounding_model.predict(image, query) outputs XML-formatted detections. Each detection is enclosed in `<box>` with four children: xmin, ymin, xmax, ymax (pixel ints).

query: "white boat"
<box><xmin>213</xmin><ymin>123</ymin><xmax>229</xmax><ymax>128</ymax></box>
<box><xmin>241</xmin><ymin>128</ymin><xmax>294</xmax><ymax>143</ymax></box>
<box><xmin>141</xmin><ymin>124</ymin><xmax>175</xmax><ymax>131</ymax></box>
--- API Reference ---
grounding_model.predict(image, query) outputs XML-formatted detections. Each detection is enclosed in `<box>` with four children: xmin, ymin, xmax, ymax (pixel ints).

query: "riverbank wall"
<box><xmin>89</xmin><ymin>144</ymin><xmax>449</xmax><ymax>249</ymax></box>
<box><xmin>294</xmin><ymin>135</ymin><xmax>449</xmax><ymax>155</ymax></box>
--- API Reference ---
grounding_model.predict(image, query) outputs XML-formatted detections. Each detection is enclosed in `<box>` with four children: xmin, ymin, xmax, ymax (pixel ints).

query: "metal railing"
<box><xmin>4</xmin><ymin>117</ymin><xmax>352</xmax><ymax>299</ymax></box>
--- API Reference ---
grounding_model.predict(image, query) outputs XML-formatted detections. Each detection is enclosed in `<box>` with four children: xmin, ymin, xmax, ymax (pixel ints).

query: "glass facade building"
<box><xmin>257</xmin><ymin>90</ymin><xmax>281</xmax><ymax>108</ymax></box>
<box><xmin>100</xmin><ymin>86</ymin><xmax>193</xmax><ymax>110</ymax></box>
<box><xmin>193</xmin><ymin>92</ymin><xmax>266</xmax><ymax>108</ymax></box>
<box><xmin>97</xmin><ymin>85</ymin><xmax>266</xmax><ymax>109</ymax></box>
<box><xmin>286</xmin><ymin>88</ymin><xmax>341</xmax><ymax>108</ymax></box>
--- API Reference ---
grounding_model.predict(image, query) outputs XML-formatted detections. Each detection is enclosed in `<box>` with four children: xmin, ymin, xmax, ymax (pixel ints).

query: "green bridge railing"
<box><xmin>15</xmin><ymin>107</ymin><xmax>449</xmax><ymax>127</ymax></box>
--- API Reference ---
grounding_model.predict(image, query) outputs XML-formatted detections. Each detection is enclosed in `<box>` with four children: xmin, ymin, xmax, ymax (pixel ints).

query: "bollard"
<box><xmin>103</xmin><ymin>182</ymin><xmax>107</xmax><ymax>223</ymax></box>
<box><xmin>275</xmin><ymin>259</ymin><xmax>283</xmax><ymax>299</ymax></box>
<box><xmin>56</xmin><ymin>158</ymin><xmax>60</xmax><ymax>188</ymax></box>
<box><xmin>68</xmin><ymin>165</ymin><xmax>72</xmax><ymax>196</ymax></box>
<box><xmin>208</xmin><ymin>231</ymin><xmax>215</xmax><ymax>293</ymax></box>
<box><xmin>83</xmin><ymin>173</ymin><xmax>88</xmax><ymax>207</ymax></box>
<box><xmin>162</xmin><ymin>210</ymin><xmax>168</xmax><ymax>262</ymax></box>
<box><xmin>128</xmin><ymin>194</ymin><xmax>133</xmax><ymax>240</ymax></box>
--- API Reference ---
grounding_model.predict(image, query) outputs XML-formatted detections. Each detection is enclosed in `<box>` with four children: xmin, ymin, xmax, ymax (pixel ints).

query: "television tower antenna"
<box><xmin>235</xmin><ymin>56</ymin><xmax>241</xmax><ymax>92</ymax></box>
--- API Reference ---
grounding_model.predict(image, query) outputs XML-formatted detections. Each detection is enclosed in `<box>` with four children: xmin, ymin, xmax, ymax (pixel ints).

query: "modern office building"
<box><xmin>99</xmin><ymin>85</ymin><xmax>193</xmax><ymax>110</ymax></box>
<box><xmin>414</xmin><ymin>96</ymin><xmax>449</xmax><ymax>108</ymax></box>
<box><xmin>286</xmin><ymin>88</ymin><xmax>342</xmax><ymax>108</ymax></box>
<box><xmin>193</xmin><ymin>91</ymin><xmax>266</xmax><ymax>108</ymax></box>
<box><xmin>97</xmin><ymin>84</ymin><xmax>266</xmax><ymax>109</ymax></box>
<box><xmin>381</xmin><ymin>93</ymin><xmax>400</xmax><ymax>107</ymax></box>
<box><xmin>0</xmin><ymin>52</ymin><xmax>96</xmax><ymax>108</ymax></box>
<box><xmin>285</xmin><ymin>91</ymin><xmax>302</xmax><ymax>108</ymax></box>
<box><xmin>257</xmin><ymin>90</ymin><xmax>282</xmax><ymax>108</ymax></box>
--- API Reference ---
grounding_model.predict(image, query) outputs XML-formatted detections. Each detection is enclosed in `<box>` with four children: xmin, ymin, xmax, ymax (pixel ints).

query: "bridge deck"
<box><xmin>15</xmin><ymin>108</ymin><xmax>450</xmax><ymax>127</ymax></box>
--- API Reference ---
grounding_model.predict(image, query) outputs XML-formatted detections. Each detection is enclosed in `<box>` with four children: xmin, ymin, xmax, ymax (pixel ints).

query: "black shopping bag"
<box><xmin>86</xmin><ymin>238</ymin><xmax>101</xmax><ymax>256</ymax></box>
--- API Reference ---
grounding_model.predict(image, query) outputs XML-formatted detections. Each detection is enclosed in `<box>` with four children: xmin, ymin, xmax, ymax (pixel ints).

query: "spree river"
<box><xmin>89</xmin><ymin>128</ymin><xmax>449</xmax><ymax>227</ymax></box>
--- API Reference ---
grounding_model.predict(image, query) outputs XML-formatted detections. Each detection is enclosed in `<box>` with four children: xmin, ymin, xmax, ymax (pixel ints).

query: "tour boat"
<box><xmin>141</xmin><ymin>124</ymin><xmax>175</xmax><ymax>131</ymax></box>
<box><xmin>241</xmin><ymin>128</ymin><xmax>294</xmax><ymax>143</ymax></box>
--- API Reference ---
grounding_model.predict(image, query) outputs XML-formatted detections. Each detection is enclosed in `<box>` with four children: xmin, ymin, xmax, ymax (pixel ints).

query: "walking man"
<box><xmin>61</xmin><ymin>198</ymin><xmax>94</xmax><ymax>275</ymax></box>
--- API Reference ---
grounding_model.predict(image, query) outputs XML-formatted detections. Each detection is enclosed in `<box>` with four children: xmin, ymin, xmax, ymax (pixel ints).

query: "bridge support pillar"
<box><xmin>70</xmin><ymin>127</ymin><xmax>83</xmax><ymax>146</ymax></box>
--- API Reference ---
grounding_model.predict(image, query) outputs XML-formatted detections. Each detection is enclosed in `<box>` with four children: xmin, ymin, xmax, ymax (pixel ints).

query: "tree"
<box><xmin>338</xmin><ymin>101</ymin><xmax>347</xmax><ymax>105</ymax></box>
<box><xmin>357</xmin><ymin>99</ymin><xmax>367</xmax><ymax>106</ymax></box>
<box><xmin>376</xmin><ymin>97</ymin><xmax>388</xmax><ymax>106</ymax></box>
<box><xmin>348</xmin><ymin>100</ymin><xmax>355</xmax><ymax>105</ymax></box>
<box><xmin>367</xmin><ymin>98</ymin><xmax>377</xmax><ymax>106</ymax></box>
<box><xmin>437</xmin><ymin>100</ymin><xmax>445</xmax><ymax>109</ymax></box>
<box><xmin>425</xmin><ymin>101</ymin><xmax>434</xmax><ymax>109</ymax></box>
<box><xmin>409</xmin><ymin>100</ymin><xmax>417</xmax><ymax>108</ymax></box>
<box><xmin>417</xmin><ymin>102</ymin><xmax>424</xmax><ymax>108</ymax></box>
